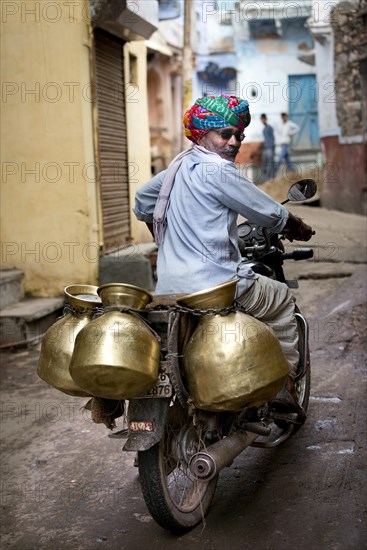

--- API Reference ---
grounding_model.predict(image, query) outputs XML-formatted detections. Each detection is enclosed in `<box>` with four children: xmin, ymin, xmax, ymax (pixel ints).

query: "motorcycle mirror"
<box><xmin>282</xmin><ymin>179</ymin><xmax>317</xmax><ymax>204</ymax></box>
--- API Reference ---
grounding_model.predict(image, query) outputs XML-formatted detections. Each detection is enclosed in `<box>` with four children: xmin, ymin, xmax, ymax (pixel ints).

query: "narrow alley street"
<box><xmin>0</xmin><ymin>205</ymin><xmax>366</xmax><ymax>550</ymax></box>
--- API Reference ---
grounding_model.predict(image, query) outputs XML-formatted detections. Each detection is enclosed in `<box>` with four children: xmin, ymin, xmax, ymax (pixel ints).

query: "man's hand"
<box><xmin>284</xmin><ymin>213</ymin><xmax>314</xmax><ymax>242</ymax></box>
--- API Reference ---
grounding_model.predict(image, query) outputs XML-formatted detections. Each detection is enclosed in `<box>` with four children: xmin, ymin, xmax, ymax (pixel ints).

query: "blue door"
<box><xmin>288</xmin><ymin>74</ymin><xmax>320</xmax><ymax>149</ymax></box>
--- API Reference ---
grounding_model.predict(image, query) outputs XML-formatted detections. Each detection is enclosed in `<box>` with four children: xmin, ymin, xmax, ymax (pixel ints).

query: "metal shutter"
<box><xmin>94</xmin><ymin>29</ymin><xmax>130</xmax><ymax>251</ymax></box>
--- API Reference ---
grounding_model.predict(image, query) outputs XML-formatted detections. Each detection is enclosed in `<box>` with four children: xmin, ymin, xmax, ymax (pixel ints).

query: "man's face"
<box><xmin>197</xmin><ymin>125</ymin><xmax>244</xmax><ymax>161</ymax></box>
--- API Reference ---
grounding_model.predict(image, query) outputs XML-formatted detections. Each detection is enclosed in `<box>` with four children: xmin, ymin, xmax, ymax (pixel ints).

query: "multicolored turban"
<box><xmin>183</xmin><ymin>94</ymin><xmax>251</xmax><ymax>143</ymax></box>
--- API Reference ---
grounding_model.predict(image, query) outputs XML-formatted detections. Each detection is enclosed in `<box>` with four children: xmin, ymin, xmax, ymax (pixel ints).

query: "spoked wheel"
<box><xmin>138</xmin><ymin>400</ymin><xmax>218</xmax><ymax>533</ymax></box>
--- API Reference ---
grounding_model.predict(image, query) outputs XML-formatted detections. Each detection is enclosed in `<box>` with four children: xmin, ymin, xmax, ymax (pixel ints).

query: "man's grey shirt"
<box><xmin>133</xmin><ymin>147</ymin><xmax>289</xmax><ymax>296</ymax></box>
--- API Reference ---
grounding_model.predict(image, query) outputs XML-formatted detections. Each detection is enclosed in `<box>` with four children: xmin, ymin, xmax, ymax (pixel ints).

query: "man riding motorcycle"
<box><xmin>133</xmin><ymin>94</ymin><xmax>313</xmax><ymax>417</ymax></box>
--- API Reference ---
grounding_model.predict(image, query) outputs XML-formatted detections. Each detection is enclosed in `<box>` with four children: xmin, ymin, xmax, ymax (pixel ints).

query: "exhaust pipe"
<box><xmin>190</xmin><ymin>430</ymin><xmax>260</xmax><ymax>481</ymax></box>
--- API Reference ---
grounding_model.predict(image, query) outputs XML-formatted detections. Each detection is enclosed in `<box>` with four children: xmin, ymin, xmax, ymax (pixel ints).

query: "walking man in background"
<box><xmin>274</xmin><ymin>112</ymin><xmax>300</xmax><ymax>175</ymax></box>
<box><xmin>260</xmin><ymin>113</ymin><xmax>275</xmax><ymax>182</ymax></box>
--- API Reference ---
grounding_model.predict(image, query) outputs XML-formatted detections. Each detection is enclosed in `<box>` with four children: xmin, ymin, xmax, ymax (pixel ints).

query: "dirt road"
<box><xmin>1</xmin><ymin>207</ymin><xmax>366</xmax><ymax>550</ymax></box>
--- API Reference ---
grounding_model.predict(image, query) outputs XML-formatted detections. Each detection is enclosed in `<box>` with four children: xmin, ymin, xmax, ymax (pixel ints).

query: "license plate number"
<box><xmin>141</xmin><ymin>372</ymin><xmax>172</xmax><ymax>398</ymax></box>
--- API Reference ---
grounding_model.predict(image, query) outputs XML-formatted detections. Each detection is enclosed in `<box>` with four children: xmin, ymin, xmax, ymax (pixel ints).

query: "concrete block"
<box><xmin>99</xmin><ymin>253</ymin><xmax>155</xmax><ymax>291</ymax></box>
<box><xmin>0</xmin><ymin>269</ymin><xmax>24</xmax><ymax>309</ymax></box>
<box><xmin>0</xmin><ymin>297</ymin><xmax>64</xmax><ymax>345</ymax></box>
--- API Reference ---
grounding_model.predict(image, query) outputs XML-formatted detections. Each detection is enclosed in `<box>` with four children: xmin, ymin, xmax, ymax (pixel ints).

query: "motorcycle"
<box><xmin>119</xmin><ymin>179</ymin><xmax>317</xmax><ymax>533</ymax></box>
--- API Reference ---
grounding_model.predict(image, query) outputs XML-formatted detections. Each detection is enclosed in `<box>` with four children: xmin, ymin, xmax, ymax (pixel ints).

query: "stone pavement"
<box><xmin>287</xmin><ymin>204</ymin><xmax>366</xmax><ymax>265</ymax></box>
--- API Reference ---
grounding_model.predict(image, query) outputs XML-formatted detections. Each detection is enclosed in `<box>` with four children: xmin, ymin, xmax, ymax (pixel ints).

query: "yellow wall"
<box><xmin>124</xmin><ymin>41</ymin><xmax>155</xmax><ymax>245</ymax></box>
<box><xmin>1</xmin><ymin>0</ymin><xmax>99</xmax><ymax>296</ymax></box>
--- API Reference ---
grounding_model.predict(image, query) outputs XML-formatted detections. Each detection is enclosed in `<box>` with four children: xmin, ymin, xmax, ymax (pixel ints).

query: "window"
<box><xmin>158</xmin><ymin>0</ymin><xmax>181</xmax><ymax>20</ymax></box>
<box><xmin>249</xmin><ymin>19</ymin><xmax>280</xmax><ymax>39</ymax></box>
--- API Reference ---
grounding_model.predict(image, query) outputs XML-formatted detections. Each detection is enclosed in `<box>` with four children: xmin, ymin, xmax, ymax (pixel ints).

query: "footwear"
<box><xmin>270</xmin><ymin>378</ymin><xmax>306</xmax><ymax>424</ymax></box>
<box><xmin>108</xmin><ymin>428</ymin><xmax>129</xmax><ymax>439</ymax></box>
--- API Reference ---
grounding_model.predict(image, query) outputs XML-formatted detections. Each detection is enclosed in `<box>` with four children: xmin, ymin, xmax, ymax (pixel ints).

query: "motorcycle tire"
<box><xmin>294</xmin><ymin>310</ymin><xmax>311</xmax><ymax>418</ymax></box>
<box><xmin>138</xmin><ymin>400</ymin><xmax>218</xmax><ymax>533</ymax></box>
<box><xmin>274</xmin><ymin>310</ymin><xmax>311</xmax><ymax>433</ymax></box>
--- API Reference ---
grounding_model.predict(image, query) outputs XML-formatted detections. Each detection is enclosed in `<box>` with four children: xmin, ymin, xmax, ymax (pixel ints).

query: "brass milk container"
<box><xmin>69</xmin><ymin>283</ymin><xmax>160</xmax><ymax>399</ymax></box>
<box><xmin>37</xmin><ymin>285</ymin><xmax>102</xmax><ymax>396</ymax></box>
<box><xmin>179</xmin><ymin>281</ymin><xmax>289</xmax><ymax>411</ymax></box>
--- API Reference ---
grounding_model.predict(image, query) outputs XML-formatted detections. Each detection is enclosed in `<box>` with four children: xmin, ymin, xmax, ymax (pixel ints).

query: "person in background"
<box><xmin>274</xmin><ymin>112</ymin><xmax>300</xmax><ymax>175</ymax></box>
<box><xmin>260</xmin><ymin>113</ymin><xmax>275</xmax><ymax>182</ymax></box>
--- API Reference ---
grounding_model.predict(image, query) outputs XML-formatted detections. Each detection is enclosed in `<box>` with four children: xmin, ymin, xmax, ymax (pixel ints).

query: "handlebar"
<box><xmin>281</xmin><ymin>248</ymin><xmax>314</xmax><ymax>261</ymax></box>
<box><xmin>239</xmin><ymin>243</ymin><xmax>268</xmax><ymax>253</ymax></box>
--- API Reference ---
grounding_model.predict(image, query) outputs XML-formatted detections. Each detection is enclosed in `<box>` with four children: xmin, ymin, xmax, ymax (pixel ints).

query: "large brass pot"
<box><xmin>97</xmin><ymin>283</ymin><xmax>153</xmax><ymax>309</ymax></box>
<box><xmin>37</xmin><ymin>285</ymin><xmax>101</xmax><ymax>397</ymax></box>
<box><xmin>69</xmin><ymin>284</ymin><xmax>160</xmax><ymax>399</ymax></box>
<box><xmin>183</xmin><ymin>311</ymin><xmax>289</xmax><ymax>411</ymax></box>
<box><xmin>177</xmin><ymin>278</ymin><xmax>238</xmax><ymax>309</ymax></box>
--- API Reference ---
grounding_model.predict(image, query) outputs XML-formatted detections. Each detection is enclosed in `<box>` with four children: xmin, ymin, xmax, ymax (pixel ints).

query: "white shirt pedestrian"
<box><xmin>278</xmin><ymin>118</ymin><xmax>300</xmax><ymax>145</ymax></box>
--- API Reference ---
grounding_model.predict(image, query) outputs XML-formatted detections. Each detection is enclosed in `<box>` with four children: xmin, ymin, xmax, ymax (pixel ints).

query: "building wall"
<box><xmin>124</xmin><ymin>41</ymin><xmax>154</xmax><ymax>244</ymax></box>
<box><xmin>1</xmin><ymin>0</ymin><xmax>100</xmax><ymax>296</ymax></box>
<box><xmin>147</xmin><ymin>54</ymin><xmax>183</xmax><ymax>167</ymax></box>
<box><xmin>322</xmin><ymin>137</ymin><xmax>366</xmax><ymax>215</ymax></box>
<box><xmin>193</xmin><ymin>1</ymin><xmax>318</xmax><ymax>146</ymax></box>
<box><xmin>313</xmin><ymin>33</ymin><xmax>339</xmax><ymax>137</ymax></box>
<box><xmin>126</xmin><ymin>8</ymin><xmax>185</xmax><ymax>245</ymax></box>
<box><xmin>332</xmin><ymin>2</ymin><xmax>366</xmax><ymax>139</ymax></box>
<box><xmin>311</xmin><ymin>0</ymin><xmax>367</xmax><ymax>214</ymax></box>
<box><xmin>234</xmin><ymin>21</ymin><xmax>317</xmax><ymax>143</ymax></box>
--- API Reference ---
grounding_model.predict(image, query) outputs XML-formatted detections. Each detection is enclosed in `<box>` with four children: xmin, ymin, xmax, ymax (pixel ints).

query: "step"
<box><xmin>0</xmin><ymin>297</ymin><xmax>65</xmax><ymax>346</ymax></box>
<box><xmin>0</xmin><ymin>269</ymin><xmax>24</xmax><ymax>309</ymax></box>
<box><xmin>291</xmin><ymin>150</ymin><xmax>320</xmax><ymax>167</ymax></box>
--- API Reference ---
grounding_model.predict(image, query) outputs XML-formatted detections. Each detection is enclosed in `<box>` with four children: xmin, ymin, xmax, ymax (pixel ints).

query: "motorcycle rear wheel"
<box><xmin>138</xmin><ymin>401</ymin><xmax>218</xmax><ymax>533</ymax></box>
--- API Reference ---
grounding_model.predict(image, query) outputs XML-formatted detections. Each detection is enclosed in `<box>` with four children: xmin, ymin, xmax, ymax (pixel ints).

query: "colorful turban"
<box><xmin>183</xmin><ymin>94</ymin><xmax>251</xmax><ymax>144</ymax></box>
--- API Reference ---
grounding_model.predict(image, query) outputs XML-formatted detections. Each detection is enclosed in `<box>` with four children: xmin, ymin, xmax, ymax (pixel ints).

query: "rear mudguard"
<box><xmin>123</xmin><ymin>398</ymin><xmax>170</xmax><ymax>451</ymax></box>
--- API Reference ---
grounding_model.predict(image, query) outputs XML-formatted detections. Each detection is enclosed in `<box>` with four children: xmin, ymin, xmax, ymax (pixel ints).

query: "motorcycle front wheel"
<box><xmin>274</xmin><ymin>310</ymin><xmax>311</xmax><ymax>434</ymax></box>
<box><xmin>138</xmin><ymin>400</ymin><xmax>218</xmax><ymax>533</ymax></box>
<box><xmin>294</xmin><ymin>310</ymin><xmax>311</xmax><ymax>424</ymax></box>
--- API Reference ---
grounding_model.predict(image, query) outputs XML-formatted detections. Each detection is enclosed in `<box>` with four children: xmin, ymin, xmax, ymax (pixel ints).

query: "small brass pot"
<box><xmin>69</xmin><ymin>283</ymin><xmax>160</xmax><ymax>399</ymax></box>
<box><xmin>37</xmin><ymin>285</ymin><xmax>101</xmax><ymax>397</ymax></box>
<box><xmin>183</xmin><ymin>311</ymin><xmax>289</xmax><ymax>411</ymax></box>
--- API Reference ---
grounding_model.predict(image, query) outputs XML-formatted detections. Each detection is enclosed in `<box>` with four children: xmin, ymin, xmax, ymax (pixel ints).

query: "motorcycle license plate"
<box><xmin>141</xmin><ymin>372</ymin><xmax>172</xmax><ymax>398</ymax></box>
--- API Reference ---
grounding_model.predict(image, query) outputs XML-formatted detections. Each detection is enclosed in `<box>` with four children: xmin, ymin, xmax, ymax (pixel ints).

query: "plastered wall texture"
<box><xmin>332</xmin><ymin>3</ymin><xmax>367</xmax><ymax>137</ymax></box>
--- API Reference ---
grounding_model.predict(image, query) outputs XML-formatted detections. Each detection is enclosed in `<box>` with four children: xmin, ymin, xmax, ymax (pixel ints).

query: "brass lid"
<box><xmin>64</xmin><ymin>285</ymin><xmax>102</xmax><ymax>309</ymax></box>
<box><xmin>97</xmin><ymin>283</ymin><xmax>153</xmax><ymax>309</ymax></box>
<box><xmin>177</xmin><ymin>278</ymin><xmax>239</xmax><ymax>309</ymax></box>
